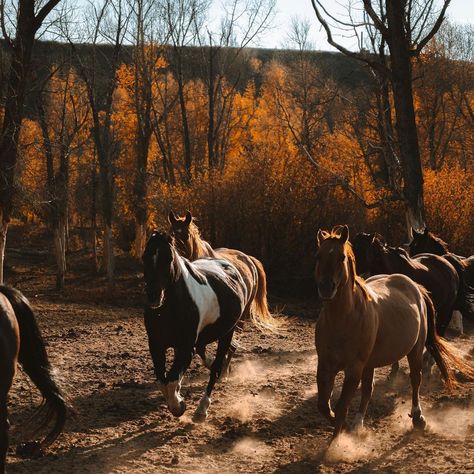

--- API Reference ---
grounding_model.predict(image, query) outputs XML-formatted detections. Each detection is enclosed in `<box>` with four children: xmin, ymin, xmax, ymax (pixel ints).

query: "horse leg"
<box><xmin>221</xmin><ymin>318</ymin><xmax>244</xmax><ymax>378</ymax></box>
<box><xmin>353</xmin><ymin>367</ymin><xmax>374</xmax><ymax>431</ymax></box>
<box><xmin>194</xmin><ymin>330</ymin><xmax>235</xmax><ymax>422</ymax></box>
<box><xmin>423</xmin><ymin>308</ymin><xmax>449</xmax><ymax>376</ymax></box>
<box><xmin>388</xmin><ymin>361</ymin><xmax>399</xmax><ymax>380</ymax></box>
<box><xmin>196</xmin><ymin>344</ymin><xmax>213</xmax><ymax>370</ymax></box>
<box><xmin>0</xmin><ymin>394</ymin><xmax>9</xmax><ymax>474</ymax></box>
<box><xmin>164</xmin><ymin>346</ymin><xmax>194</xmax><ymax>417</ymax></box>
<box><xmin>333</xmin><ymin>366</ymin><xmax>363</xmax><ymax>437</ymax></box>
<box><xmin>407</xmin><ymin>348</ymin><xmax>426</xmax><ymax>430</ymax></box>
<box><xmin>316</xmin><ymin>365</ymin><xmax>337</xmax><ymax>426</ymax></box>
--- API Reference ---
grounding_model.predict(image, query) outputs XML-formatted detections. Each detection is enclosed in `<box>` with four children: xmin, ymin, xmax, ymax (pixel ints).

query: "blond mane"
<box><xmin>324</xmin><ymin>229</ymin><xmax>371</xmax><ymax>301</ymax></box>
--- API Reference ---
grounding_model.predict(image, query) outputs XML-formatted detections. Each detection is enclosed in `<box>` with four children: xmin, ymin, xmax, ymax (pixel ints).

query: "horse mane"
<box><xmin>326</xmin><ymin>229</ymin><xmax>371</xmax><ymax>301</ymax></box>
<box><xmin>427</xmin><ymin>231</ymin><xmax>450</xmax><ymax>253</ymax></box>
<box><xmin>188</xmin><ymin>221</ymin><xmax>216</xmax><ymax>259</ymax></box>
<box><xmin>345</xmin><ymin>242</ymin><xmax>371</xmax><ymax>301</ymax></box>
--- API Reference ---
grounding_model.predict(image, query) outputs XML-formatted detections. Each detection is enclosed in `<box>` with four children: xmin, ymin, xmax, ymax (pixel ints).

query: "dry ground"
<box><xmin>3</xmin><ymin>226</ymin><xmax>474</xmax><ymax>473</ymax></box>
<box><xmin>5</xmin><ymin>296</ymin><xmax>474</xmax><ymax>473</ymax></box>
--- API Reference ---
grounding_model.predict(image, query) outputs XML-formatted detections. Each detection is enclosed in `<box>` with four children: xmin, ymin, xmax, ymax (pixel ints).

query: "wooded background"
<box><xmin>0</xmin><ymin>0</ymin><xmax>472</xmax><ymax>291</ymax></box>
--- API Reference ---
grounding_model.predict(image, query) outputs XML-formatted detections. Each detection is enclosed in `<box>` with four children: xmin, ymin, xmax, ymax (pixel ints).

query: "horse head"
<box><xmin>142</xmin><ymin>231</ymin><xmax>176</xmax><ymax>308</ymax></box>
<box><xmin>168</xmin><ymin>210</ymin><xmax>194</xmax><ymax>258</ymax></box>
<box><xmin>409</xmin><ymin>227</ymin><xmax>447</xmax><ymax>257</ymax></box>
<box><xmin>315</xmin><ymin>224</ymin><xmax>352</xmax><ymax>300</ymax></box>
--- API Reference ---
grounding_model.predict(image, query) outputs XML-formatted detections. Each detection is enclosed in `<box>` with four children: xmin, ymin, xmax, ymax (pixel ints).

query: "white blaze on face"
<box><xmin>161</xmin><ymin>379</ymin><xmax>184</xmax><ymax>416</ymax></box>
<box><xmin>179</xmin><ymin>259</ymin><xmax>221</xmax><ymax>338</ymax></box>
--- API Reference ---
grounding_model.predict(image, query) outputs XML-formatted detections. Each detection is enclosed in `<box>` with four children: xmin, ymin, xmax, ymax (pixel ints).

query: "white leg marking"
<box><xmin>194</xmin><ymin>393</ymin><xmax>211</xmax><ymax>422</ymax></box>
<box><xmin>165</xmin><ymin>379</ymin><xmax>186</xmax><ymax>417</ymax></box>
<box><xmin>353</xmin><ymin>412</ymin><xmax>364</xmax><ymax>430</ymax></box>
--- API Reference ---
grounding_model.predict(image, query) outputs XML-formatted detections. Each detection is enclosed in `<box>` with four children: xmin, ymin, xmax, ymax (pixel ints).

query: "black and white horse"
<box><xmin>142</xmin><ymin>231</ymin><xmax>252</xmax><ymax>421</ymax></box>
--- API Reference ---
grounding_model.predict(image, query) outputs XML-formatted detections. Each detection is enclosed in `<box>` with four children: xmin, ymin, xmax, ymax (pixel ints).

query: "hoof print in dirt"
<box><xmin>16</xmin><ymin>441</ymin><xmax>44</xmax><ymax>458</ymax></box>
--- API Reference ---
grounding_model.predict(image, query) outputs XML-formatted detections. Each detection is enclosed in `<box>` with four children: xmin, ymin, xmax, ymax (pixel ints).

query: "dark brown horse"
<box><xmin>168</xmin><ymin>211</ymin><xmax>277</xmax><ymax>368</ymax></box>
<box><xmin>315</xmin><ymin>226</ymin><xmax>474</xmax><ymax>439</ymax></box>
<box><xmin>409</xmin><ymin>228</ymin><xmax>474</xmax><ymax>318</ymax></box>
<box><xmin>352</xmin><ymin>233</ymin><xmax>460</xmax><ymax>338</ymax></box>
<box><xmin>0</xmin><ymin>286</ymin><xmax>68</xmax><ymax>473</ymax></box>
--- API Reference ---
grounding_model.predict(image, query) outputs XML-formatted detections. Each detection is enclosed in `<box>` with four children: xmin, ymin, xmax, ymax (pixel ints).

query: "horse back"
<box><xmin>365</xmin><ymin>274</ymin><xmax>426</xmax><ymax>368</ymax></box>
<box><xmin>215</xmin><ymin>248</ymin><xmax>258</xmax><ymax>301</ymax></box>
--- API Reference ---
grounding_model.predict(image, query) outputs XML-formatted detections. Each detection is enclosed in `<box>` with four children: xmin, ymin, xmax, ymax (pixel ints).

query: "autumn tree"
<box><xmin>64</xmin><ymin>0</ymin><xmax>131</xmax><ymax>284</ymax></box>
<box><xmin>311</xmin><ymin>0</ymin><xmax>452</xmax><ymax>233</ymax></box>
<box><xmin>36</xmin><ymin>66</ymin><xmax>89</xmax><ymax>289</ymax></box>
<box><xmin>161</xmin><ymin>0</ymin><xmax>209</xmax><ymax>183</ymax></box>
<box><xmin>0</xmin><ymin>0</ymin><xmax>62</xmax><ymax>283</ymax></box>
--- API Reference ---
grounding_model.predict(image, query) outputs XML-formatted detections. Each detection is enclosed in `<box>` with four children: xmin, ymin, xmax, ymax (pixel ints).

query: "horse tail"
<box><xmin>0</xmin><ymin>286</ymin><xmax>69</xmax><ymax>446</ymax></box>
<box><xmin>445</xmin><ymin>255</ymin><xmax>474</xmax><ymax>320</ymax></box>
<box><xmin>248</xmin><ymin>256</ymin><xmax>282</xmax><ymax>333</ymax></box>
<box><xmin>422</xmin><ymin>286</ymin><xmax>474</xmax><ymax>390</ymax></box>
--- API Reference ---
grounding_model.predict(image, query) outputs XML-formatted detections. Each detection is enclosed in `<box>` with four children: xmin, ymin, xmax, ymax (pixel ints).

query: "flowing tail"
<box><xmin>248</xmin><ymin>256</ymin><xmax>283</xmax><ymax>332</ymax></box>
<box><xmin>444</xmin><ymin>255</ymin><xmax>474</xmax><ymax>320</ymax></box>
<box><xmin>422</xmin><ymin>287</ymin><xmax>474</xmax><ymax>390</ymax></box>
<box><xmin>0</xmin><ymin>286</ymin><xmax>69</xmax><ymax>446</ymax></box>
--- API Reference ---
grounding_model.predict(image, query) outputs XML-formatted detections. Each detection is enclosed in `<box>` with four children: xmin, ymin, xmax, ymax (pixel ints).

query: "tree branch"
<box><xmin>412</xmin><ymin>0</ymin><xmax>451</xmax><ymax>55</ymax></box>
<box><xmin>310</xmin><ymin>0</ymin><xmax>392</xmax><ymax>79</ymax></box>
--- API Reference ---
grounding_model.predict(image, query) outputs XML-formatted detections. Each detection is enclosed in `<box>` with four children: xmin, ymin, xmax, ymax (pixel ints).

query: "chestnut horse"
<box><xmin>314</xmin><ymin>226</ymin><xmax>473</xmax><ymax>439</ymax></box>
<box><xmin>168</xmin><ymin>211</ymin><xmax>276</xmax><ymax>368</ymax></box>
<box><xmin>0</xmin><ymin>286</ymin><xmax>68</xmax><ymax>473</ymax></box>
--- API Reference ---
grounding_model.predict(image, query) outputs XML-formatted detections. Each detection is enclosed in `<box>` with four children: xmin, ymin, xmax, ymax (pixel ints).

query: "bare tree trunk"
<box><xmin>386</xmin><ymin>0</ymin><xmax>426</xmax><ymax>230</ymax></box>
<box><xmin>103</xmin><ymin>224</ymin><xmax>115</xmax><ymax>286</ymax></box>
<box><xmin>53</xmin><ymin>218</ymin><xmax>66</xmax><ymax>290</ymax></box>
<box><xmin>134</xmin><ymin>222</ymin><xmax>147</xmax><ymax>257</ymax></box>
<box><xmin>0</xmin><ymin>213</ymin><xmax>7</xmax><ymax>284</ymax></box>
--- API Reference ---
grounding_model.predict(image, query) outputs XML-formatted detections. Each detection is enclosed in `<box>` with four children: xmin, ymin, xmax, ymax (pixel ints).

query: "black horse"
<box><xmin>0</xmin><ymin>286</ymin><xmax>68</xmax><ymax>473</ymax></box>
<box><xmin>142</xmin><ymin>231</ymin><xmax>269</xmax><ymax>422</ymax></box>
<box><xmin>409</xmin><ymin>228</ymin><xmax>474</xmax><ymax>319</ymax></box>
<box><xmin>352</xmin><ymin>233</ymin><xmax>461</xmax><ymax>337</ymax></box>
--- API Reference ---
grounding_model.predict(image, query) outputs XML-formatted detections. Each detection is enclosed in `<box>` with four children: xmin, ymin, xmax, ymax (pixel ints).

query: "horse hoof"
<box><xmin>171</xmin><ymin>401</ymin><xmax>186</xmax><ymax>418</ymax></box>
<box><xmin>412</xmin><ymin>415</ymin><xmax>426</xmax><ymax>431</ymax></box>
<box><xmin>192</xmin><ymin>410</ymin><xmax>208</xmax><ymax>423</ymax></box>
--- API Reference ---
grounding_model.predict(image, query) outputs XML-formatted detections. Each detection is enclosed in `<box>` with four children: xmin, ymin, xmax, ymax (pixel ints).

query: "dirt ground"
<box><xmin>4</xmin><ymin>230</ymin><xmax>474</xmax><ymax>473</ymax></box>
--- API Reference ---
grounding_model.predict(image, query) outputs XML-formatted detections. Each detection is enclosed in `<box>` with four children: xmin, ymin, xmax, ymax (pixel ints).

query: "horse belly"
<box><xmin>367</xmin><ymin>307</ymin><xmax>422</xmax><ymax>368</ymax></box>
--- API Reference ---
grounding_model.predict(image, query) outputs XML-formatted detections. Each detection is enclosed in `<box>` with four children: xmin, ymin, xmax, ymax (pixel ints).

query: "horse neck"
<box><xmin>164</xmin><ymin>248</ymin><xmax>183</xmax><ymax>296</ymax></box>
<box><xmin>191</xmin><ymin>233</ymin><xmax>216</xmax><ymax>259</ymax></box>
<box><xmin>323</xmin><ymin>267</ymin><xmax>358</xmax><ymax>320</ymax></box>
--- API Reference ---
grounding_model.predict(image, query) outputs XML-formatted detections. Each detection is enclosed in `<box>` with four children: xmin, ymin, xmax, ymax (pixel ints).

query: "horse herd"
<box><xmin>0</xmin><ymin>212</ymin><xmax>473</xmax><ymax>472</ymax></box>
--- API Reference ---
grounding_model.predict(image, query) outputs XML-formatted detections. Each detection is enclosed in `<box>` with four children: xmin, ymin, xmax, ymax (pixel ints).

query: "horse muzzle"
<box><xmin>317</xmin><ymin>280</ymin><xmax>337</xmax><ymax>300</ymax></box>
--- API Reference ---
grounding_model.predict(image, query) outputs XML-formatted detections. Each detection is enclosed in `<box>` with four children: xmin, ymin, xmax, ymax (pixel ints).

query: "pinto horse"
<box><xmin>143</xmin><ymin>231</ymin><xmax>267</xmax><ymax>422</ymax></box>
<box><xmin>409</xmin><ymin>228</ymin><xmax>474</xmax><ymax>318</ymax></box>
<box><xmin>314</xmin><ymin>226</ymin><xmax>473</xmax><ymax>439</ymax></box>
<box><xmin>168</xmin><ymin>211</ymin><xmax>276</xmax><ymax>367</ymax></box>
<box><xmin>0</xmin><ymin>286</ymin><xmax>68</xmax><ymax>472</ymax></box>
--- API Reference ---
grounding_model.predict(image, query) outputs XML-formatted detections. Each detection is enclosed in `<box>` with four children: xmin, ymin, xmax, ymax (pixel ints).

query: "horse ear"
<box><xmin>184</xmin><ymin>210</ymin><xmax>192</xmax><ymax>225</ymax></box>
<box><xmin>168</xmin><ymin>210</ymin><xmax>177</xmax><ymax>225</ymax></box>
<box><xmin>339</xmin><ymin>225</ymin><xmax>349</xmax><ymax>243</ymax></box>
<box><xmin>316</xmin><ymin>229</ymin><xmax>327</xmax><ymax>247</ymax></box>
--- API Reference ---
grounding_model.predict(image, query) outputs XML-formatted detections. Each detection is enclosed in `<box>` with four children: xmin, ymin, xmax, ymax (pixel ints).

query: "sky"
<box><xmin>249</xmin><ymin>0</ymin><xmax>474</xmax><ymax>50</ymax></box>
